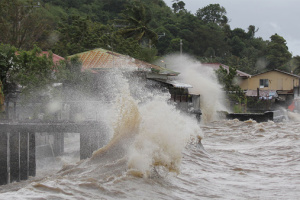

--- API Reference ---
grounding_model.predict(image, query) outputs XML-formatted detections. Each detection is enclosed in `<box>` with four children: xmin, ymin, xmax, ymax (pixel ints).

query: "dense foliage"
<box><xmin>1</xmin><ymin>0</ymin><xmax>299</xmax><ymax>98</ymax></box>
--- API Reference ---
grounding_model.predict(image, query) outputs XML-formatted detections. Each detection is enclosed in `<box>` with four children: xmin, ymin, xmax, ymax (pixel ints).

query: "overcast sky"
<box><xmin>164</xmin><ymin>0</ymin><xmax>300</xmax><ymax>56</ymax></box>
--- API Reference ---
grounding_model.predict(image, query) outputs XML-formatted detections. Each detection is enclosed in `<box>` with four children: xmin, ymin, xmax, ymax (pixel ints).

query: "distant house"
<box><xmin>240</xmin><ymin>69</ymin><xmax>300</xmax><ymax>101</ymax></box>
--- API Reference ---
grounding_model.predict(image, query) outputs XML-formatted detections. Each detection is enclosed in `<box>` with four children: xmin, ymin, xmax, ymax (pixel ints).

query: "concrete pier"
<box><xmin>0</xmin><ymin>121</ymin><xmax>105</xmax><ymax>185</ymax></box>
<box><xmin>226</xmin><ymin>111</ymin><xmax>286</xmax><ymax>123</ymax></box>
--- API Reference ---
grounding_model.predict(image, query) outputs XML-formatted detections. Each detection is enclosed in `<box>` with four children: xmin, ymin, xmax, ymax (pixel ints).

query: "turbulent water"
<box><xmin>1</xmin><ymin>118</ymin><xmax>300</xmax><ymax>200</ymax></box>
<box><xmin>1</xmin><ymin>58</ymin><xmax>300</xmax><ymax>199</ymax></box>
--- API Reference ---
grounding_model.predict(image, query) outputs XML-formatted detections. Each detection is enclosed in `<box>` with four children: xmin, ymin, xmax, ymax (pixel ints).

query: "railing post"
<box><xmin>0</xmin><ymin>131</ymin><xmax>8</xmax><ymax>185</ymax></box>
<box><xmin>80</xmin><ymin>129</ymin><xmax>91</xmax><ymax>160</ymax></box>
<box><xmin>53</xmin><ymin>132</ymin><xmax>64</xmax><ymax>156</ymax></box>
<box><xmin>20</xmin><ymin>131</ymin><xmax>29</xmax><ymax>180</ymax></box>
<box><xmin>90</xmin><ymin>124</ymin><xmax>99</xmax><ymax>156</ymax></box>
<box><xmin>9</xmin><ymin>131</ymin><xmax>20</xmax><ymax>183</ymax></box>
<box><xmin>28</xmin><ymin>132</ymin><xmax>36</xmax><ymax>177</ymax></box>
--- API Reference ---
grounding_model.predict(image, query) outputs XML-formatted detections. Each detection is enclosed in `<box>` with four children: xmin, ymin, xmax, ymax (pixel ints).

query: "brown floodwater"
<box><xmin>0</xmin><ymin>116</ymin><xmax>299</xmax><ymax>200</ymax></box>
<box><xmin>1</xmin><ymin>58</ymin><xmax>299</xmax><ymax>199</ymax></box>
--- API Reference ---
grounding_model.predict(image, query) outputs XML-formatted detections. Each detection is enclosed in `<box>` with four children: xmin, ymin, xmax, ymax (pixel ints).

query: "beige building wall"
<box><xmin>240</xmin><ymin>71</ymin><xmax>299</xmax><ymax>91</ymax></box>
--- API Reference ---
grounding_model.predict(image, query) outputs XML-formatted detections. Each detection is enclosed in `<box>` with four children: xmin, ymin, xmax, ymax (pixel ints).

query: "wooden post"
<box><xmin>20</xmin><ymin>132</ymin><xmax>29</xmax><ymax>180</ymax></box>
<box><xmin>28</xmin><ymin>132</ymin><xmax>36</xmax><ymax>177</ymax></box>
<box><xmin>90</xmin><ymin>124</ymin><xmax>99</xmax><ymax>156</ymax></box>
<box><xmin>53</xmin><ymin>133</ymin><xmax>59</xmax><ymax>156</ymax></box>
<box><xmin>13</xmin><ymin>102</ymin><xmax>17</xmax><ymax>120</ymax></box>
<box><xmin>53</xmin><ymin>132</ymin><xmax>64</xmax><ymax>156</ymax></box>
<box><xmin>6</xmin><ymin>101</ymin><xmax>9</xmax><ymax>119</ymax></box>
<box><xmin>10</xmin><ymin>131</ymin><xmax>20</xmax><ymax>183</ymax></box>
<box><xmin>80</xmin><ymin>129</ymin><xmax>91</xmax><ymax>160</ymax></box>
<box><xmin>0</xmin><ymin>131</ymin><xmax>8</xmax><ymax>185</ymax></box>
<box><xmin>60</xmin><ymin>132</ymin><xmax>64</xmax><ymax>155</ymax></box>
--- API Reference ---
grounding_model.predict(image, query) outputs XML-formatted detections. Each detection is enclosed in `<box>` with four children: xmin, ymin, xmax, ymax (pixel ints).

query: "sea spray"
<box><xmin>159</xmin><ymin>54</ymin><xmax>229</xmax><ymax>123</ymax></box>
<box><xmin>90</xmin><ymin>68</ymin><xmax>141</xmax><ymax>162</ymax></box>
<box><xmin>83</xmin><ymin>67</ymin><xmax>202</xmax><ymax>177</ymax></box>
<box><xmin>127</xmin><ymin>93</ymin><xmax>201</xmax><ymax>177</ymax></box>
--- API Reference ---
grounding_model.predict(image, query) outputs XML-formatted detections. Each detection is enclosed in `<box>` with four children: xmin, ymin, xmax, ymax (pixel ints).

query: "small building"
<box><xmin>240</xmin><ymin>69</ymin><xmax>300</xmax><ymax>103</ymax></box>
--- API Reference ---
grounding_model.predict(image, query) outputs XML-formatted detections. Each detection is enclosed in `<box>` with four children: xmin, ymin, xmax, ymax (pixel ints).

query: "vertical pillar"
<box><xmin>0</xmin><ymin>131</ymin><xmax>8</xmax><ymax>185</ymax></box>
<box><xmin>28</xmin><ymin>132</ymin><xmax>36</xmax><ymax>177</ymax></box>
<box><xmin>53</xmin><ymin>133</ymin><xmax>64</xmax><ymax>156</ymax></box>
<box><xmin>60</xmin><ymin>133</ymin><xmax>64</xmax><ymax>155</ymax></box>
<box><xmin>13</xmin><ymin>102</ymin><xmax>17</xmax><ymax>120</ymax></box>
<box><xmin>53</xmin><ymin>133</ymin><xmax>59</xmax><ymax>156</ymax></box>
<box><xmin>80</xmin><ymin>128</ymin><xmax>91</xmax><ymax>160</ymax></box>
<box><xmin>90</xmin><ymin>126</ymin><xmax>99</xmax><ymax>156</ymax></box>
<box><xmin>20</xmin><ymin>132</ymin><xmax>29</xmax><ymax>180</ymax></box>
<box><xmin>10</xmin><ymin>131</ymin><xmax>20</xmax><ymax>183</ymax></box>
<box><xmin>5</xmin><ymin>101</ymin><xmax>9</xmax><ymax>119</ymax></box>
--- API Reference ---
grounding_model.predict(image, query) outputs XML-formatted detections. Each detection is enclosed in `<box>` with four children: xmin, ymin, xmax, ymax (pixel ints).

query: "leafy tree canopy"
<box><xmin>196</xmin><ymin>4</ymin><xmax>228</xmax><ymax>26</ymax></box>
<box><xmin>266</xmin><ymin>33</ymin><xmax>292</xmax><ymax>70</ymax></box>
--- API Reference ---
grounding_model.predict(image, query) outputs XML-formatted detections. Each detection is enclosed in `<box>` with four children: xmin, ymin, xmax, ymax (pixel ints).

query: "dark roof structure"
<box><xmin>201</xmin><ymin>63</ymin><xmax>251</xmax><ymax>78</ymax></box>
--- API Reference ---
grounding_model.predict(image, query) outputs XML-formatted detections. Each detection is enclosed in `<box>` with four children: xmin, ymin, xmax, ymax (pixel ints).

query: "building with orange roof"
<box><xmin>68</xmin><ymin>48</ymin><xmax>178</xmax><ymax>76</ymax></box>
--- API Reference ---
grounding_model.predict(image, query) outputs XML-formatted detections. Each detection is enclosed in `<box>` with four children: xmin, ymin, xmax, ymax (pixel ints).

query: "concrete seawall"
<box><xmin>226</xmin><ymin>110</ymin><xmax>286</xmax><ymax>123</ymax></box>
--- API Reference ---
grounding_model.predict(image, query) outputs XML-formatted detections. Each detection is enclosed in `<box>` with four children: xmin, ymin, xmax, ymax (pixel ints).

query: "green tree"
<box><xmin>12</xmin><ymin>47</ymin><xmax>59</xmax><ymax>94</ymax></box>
<box><xmin>0</xmin><ymin>44</ymin><xmax>19</xmax><ymax>95</ymax></box>
<box><xmin>266</xmin><ymin>34</ymin><xmax>292</xmax><ymax>70</ymax></box>
<box><xmin>172</xmin><ymin>0</ymin><xmax>186</xmax><ymax>13</ymax></box>
<box><xmin>216</xmin><ymin>65</ymin><xmax>246</xmax><ymax>112</ymax></box>
<box><xmin>0</xmin><ymin>0</ymin><xmax>56</xmax><ymax>50</ymax></box>
<box><xmin>196</xmin><ymin>4</ymin><xmax>228</xmax><ymax>26</ymax></box>
<box><xmin>216</xmin><ymin>65</ymin><xmax>238</xmax><ymax>91</ymax></box>
<box><xmin>0</xmin><ymin>44</ymin><xmax>62</xmax><ymax>96</ymax></box>
<box><xmin>52</xmin><ymin>16</ymin><xmax>106</xmax><ymax>56</ymax></box>
<box><xmin>116</xmin><ymin>2</ymin><xmax>158</xmax><ymax>47</ymax></box>
<box><xmin>291</xmin><ymin>56</ymin><xmax>300</xmax><ymax>74</ymax></box>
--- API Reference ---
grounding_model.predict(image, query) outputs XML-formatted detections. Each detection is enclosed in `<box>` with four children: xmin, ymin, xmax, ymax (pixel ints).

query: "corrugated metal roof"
<box><xmin>68</xmin><ymin>48</ymin><xmax>179</xmax><ymax>76</ymax></box>
<box><xmin>202</xmin><ymin>63</ymin><xmax>251</xmax><ymax>78</ymax></box>
<box><xmin>153</xmin><ymin>79</ymin><xmax>192</xmax><ymax>88</ymax></box>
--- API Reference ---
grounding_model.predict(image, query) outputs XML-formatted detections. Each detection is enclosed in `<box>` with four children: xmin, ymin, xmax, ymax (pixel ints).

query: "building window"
<box><xmin>259</xmin><ymin>79</ymin><xmax>269</xmax><ymax>88</ymax></box>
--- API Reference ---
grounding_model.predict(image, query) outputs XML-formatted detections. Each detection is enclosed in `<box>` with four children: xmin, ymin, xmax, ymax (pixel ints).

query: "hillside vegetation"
<box><xmin>1</xmin><ymin>0</ymin><xmax>300</xmax><ymax>75</ymax></box>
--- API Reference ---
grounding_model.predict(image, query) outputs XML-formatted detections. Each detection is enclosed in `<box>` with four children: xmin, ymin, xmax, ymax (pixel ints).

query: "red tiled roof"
<box><xmin>41</xmin><ymin>51</ymin><xmax>65</xmax><ymax>64</ymax></box>
<box><xmin>15</xmin><ymin>51</ymin><xmax>65</xmax><ymax>65</ymax></box>
<box><xmin>202</xmin><ymin>63</ymin><xmax>251</xmax><ymax>78</ymax></box>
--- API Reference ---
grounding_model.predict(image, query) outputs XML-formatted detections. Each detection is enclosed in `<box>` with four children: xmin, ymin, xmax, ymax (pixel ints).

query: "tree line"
<box><xmin>1</xmin><ymin>0</ymin><xmax>300</xmax><ymax>100</ymax></box>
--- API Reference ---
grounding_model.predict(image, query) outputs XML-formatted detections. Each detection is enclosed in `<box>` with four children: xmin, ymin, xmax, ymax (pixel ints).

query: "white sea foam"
<box><xmin>158</xmin><ymin>54</ymin><xmax>228</xmax><ymax>123</ymax></box>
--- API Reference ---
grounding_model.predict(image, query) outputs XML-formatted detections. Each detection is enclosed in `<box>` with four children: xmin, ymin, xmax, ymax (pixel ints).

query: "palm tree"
<box><xmin>115</xmin><ymin>3</ymin><xmax>158</xmax><ymax>48</ymax></box>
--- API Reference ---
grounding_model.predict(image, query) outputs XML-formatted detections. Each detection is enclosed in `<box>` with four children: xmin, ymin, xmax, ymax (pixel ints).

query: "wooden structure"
<box><xmin>0</xmin><ymin>121</ymin><xmax>105</xmax><ymax>185</ymax></box>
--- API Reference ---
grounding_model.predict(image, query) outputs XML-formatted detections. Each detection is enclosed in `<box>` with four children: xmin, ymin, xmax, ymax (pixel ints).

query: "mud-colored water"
<box><xmin>1</xmin><ymin>117</ymin><xmax>300</xmax><ymax>200</ymax></box>
<box><xmin>0</xmin><ymin>59</ymin><xmax>299</xmax><ymax>199</ymax></box>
